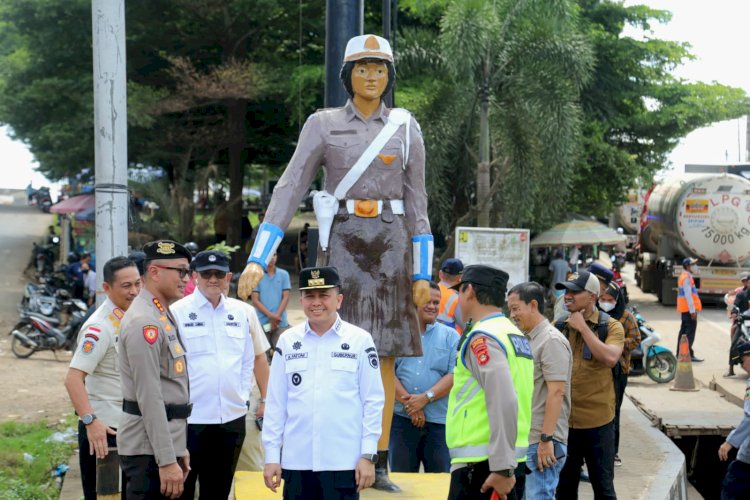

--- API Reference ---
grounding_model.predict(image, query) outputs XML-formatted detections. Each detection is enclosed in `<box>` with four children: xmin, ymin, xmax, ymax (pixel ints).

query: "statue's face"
<box><xmin>351</xmin><ymin>61</ymin><xmax>388</xmax><ymax>101</ymax></box>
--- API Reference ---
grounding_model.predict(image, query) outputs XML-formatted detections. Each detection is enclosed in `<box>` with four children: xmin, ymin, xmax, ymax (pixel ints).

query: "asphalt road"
<box><xmin>0</xmin><ymin>189</ymin><xmax>72</xmax><ymax>423</ymax></box>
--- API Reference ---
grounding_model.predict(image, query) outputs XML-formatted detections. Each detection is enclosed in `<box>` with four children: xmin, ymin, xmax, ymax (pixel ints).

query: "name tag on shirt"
<box><xmin>182</xmin><ymin>322</ymin><xmax>205</xmax><ymax>328</ymax></box>
<box><xmin>286</xmin><ymin>353</ymin><xmax>309</xmax><ymax>361</ymax></box>
<box><xmin>331</xmin><ymin>352</ymin><xmax>357</xmax><ymax>360</ymax></box>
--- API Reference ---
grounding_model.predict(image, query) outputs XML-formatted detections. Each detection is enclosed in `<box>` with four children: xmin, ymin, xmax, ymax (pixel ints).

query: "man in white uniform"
<box><xmin>64</xmin><ymin>256</ymin><xmax>142</xmax><ymax>500</ymax></box>
<box><xmin>263</xmin><ymin>266</ymin><xmax>385</xmax><ymax>499</ymax></box>
<box><xmin>170</xmin><ymin>250</ymin><xmax>267</xmax><ymax>499</ymax></box>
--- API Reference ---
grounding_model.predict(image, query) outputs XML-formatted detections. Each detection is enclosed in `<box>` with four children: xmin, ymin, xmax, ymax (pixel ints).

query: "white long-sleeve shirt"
<box><xmin>171</xmin><ymin>288</ymin><xmax>255</xmax><ymax>424</ymax></box>
<box><xmin>263</xmin><ymin>315</ymin><xmax>385</xmax><ymax>471</ymax></box>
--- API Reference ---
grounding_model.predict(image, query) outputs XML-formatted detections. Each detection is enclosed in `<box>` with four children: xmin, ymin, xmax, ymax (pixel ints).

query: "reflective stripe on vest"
<box><xmin>676</xmin><ymin>271</ymin><xmax>702</xmax><ymax>313</ymax></box>
<box><xmin>445</xmin><ymin>315</ymin><xmax>534</xmax><ymax>465</ymax></box>
<box><xmin>438</xmin><ymin>283</ymin><xmax>460</xmax><ymax>330</ymax></box>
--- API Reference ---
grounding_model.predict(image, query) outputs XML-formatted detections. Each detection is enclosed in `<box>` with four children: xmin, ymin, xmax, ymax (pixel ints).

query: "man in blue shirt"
<box><xmin>390</xmin><ymin>281</ymin><xmax>459</xmax><ymax>473</ymax></box>
<box><xmin>251</xmin><ymin>253</ymin><xmax>291</xmax><ymax>349</ymax></box>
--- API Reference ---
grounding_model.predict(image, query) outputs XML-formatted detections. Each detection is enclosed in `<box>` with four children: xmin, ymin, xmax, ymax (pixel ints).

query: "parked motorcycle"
<box><xmin>9</xmin><ymin>304</ymin><xmax>86</xmax><ymax>359</ymax></box>
<box><xmin>728</xmin><ymin>305</ymin><xmax>750</xmax><ymax>373</ymax></box>
<box><xmin>628</xmin><ymin>306</ymin><xmax>677</xmax><ymax>383</ymax></box>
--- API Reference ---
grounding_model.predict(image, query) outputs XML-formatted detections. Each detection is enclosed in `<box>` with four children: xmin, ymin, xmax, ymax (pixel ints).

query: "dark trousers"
<box><xmin>613</xmin><ymin>369</ymin><xmax>628</xmax><ymax>454</ymax></box>
<box><xmin>78</xmin><ymin>420</ymin><xmax>121</xmax><ymax>500</ymax></box>
<box><xmin>120</xmin><ymin>455</ymin><xmax>173</xmax><ymax>500</ymax></box>
<box><xmin>677</xmin><ymin>312</ymin><xmax>698</xmax><ymax>357</ymax></box>
<box><xmin>557</xmin><ymin>421</ymin><xmax>617</xmax><ymax>500</ymax></box>
<box><xmin>281</xmin><ymin>469</ymin><xmax>358</xmax><ymax>500</ymax></box>
<box><xmin>388</xmin><ymin>414</ymin><xmax>450</xmax><ymax>473</ymax></box>
<box><xmin>447</xmin><ymin>460</ymin><xmax>518</xmax><ymax>500</ymax></box>
<box><xmin>722</xmin><ymin>460</ymin><xmax>750</xmax><ymax>499</ymax></box>
<box><xmin>183</xmin><ymin>415</ymin><xmax>246</xmax><ymax>500</ymax></box>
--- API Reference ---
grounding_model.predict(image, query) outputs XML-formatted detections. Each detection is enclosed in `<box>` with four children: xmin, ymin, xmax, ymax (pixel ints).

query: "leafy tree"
<box><xmin>570</xmin><ymin>0</ymin><xmax>750</xmax><ymax>215</ymax></box>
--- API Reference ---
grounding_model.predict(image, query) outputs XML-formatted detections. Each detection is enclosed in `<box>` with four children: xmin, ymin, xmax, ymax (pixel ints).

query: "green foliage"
<box><xmin>569</xmin><ymin>0</ymin><xmax>750</xmax><ymax>216</ymax></box>
<box><xmin>0</xmin><ymin>419</ymin><xmax>77</xmax><ymax>499</ymax></box>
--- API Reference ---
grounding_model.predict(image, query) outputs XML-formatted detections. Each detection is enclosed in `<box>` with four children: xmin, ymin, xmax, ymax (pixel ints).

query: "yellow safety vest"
<box><xmin>445</xmin><ymin>314</ymin><xmax>534</xmax><ymax>465</ymax></box>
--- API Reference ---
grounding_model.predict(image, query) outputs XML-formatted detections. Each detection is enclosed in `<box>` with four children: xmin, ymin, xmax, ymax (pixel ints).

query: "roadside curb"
<box><xmin>709</xmin><ymin>377</ymin><xmax>744</xmax><ymax>408</ymax></box>
<box><xmin>624</xmin><ymin>395</ymin><xmax>689</xmax><ymax>499</ymax></box>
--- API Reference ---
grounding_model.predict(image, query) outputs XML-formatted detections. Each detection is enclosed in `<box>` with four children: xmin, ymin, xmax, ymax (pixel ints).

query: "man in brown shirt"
<box><xmin>554</xmin><ymin>270</ymin><xmax>623</xmax><ymax>500</ymax></box>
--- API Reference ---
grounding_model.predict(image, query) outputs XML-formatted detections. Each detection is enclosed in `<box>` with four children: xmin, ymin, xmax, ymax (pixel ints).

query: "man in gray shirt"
<box><xmin>549</xmin><ymin>251</ymin><xmax>569</xmax><ymax>297</ymax></box>
<box><xmin>508</xmin><ymin>282</ymin><xmax>572</xmax><ymax>500</ymax></box>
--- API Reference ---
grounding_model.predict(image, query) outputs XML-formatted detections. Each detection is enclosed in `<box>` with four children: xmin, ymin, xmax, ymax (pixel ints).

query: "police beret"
<box><xmin>142</xmin><ymin>240</ymin><xmax>192</xmax><ymax>262</ymax></box>
<box><xmin>452</xmin><ymin>265</ymin><xmax>509</xmax><ymax>293</ymax></box>
<box><xmin>299</xmin><ymin>266</ymin><xmax>341</xmax><ymax>290</ymax></box>
<box><xmin>193</xmin><ymin>250</ymin><xmax>230</xmax><ymax>272</ymax></box>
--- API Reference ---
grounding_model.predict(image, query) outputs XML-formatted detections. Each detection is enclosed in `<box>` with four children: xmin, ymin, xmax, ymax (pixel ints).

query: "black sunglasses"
<box><xmin>199</xmin><ymin>270</ymin><xmax>227</xmax><ymax>280</ymax></box>
<box><xmin>153</xmin><ymin>265</ymin><xmax>190</xmax><ymax>279</ymax></box>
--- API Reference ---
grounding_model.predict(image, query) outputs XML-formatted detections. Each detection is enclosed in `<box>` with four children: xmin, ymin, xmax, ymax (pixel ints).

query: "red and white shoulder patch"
<box><xmin>143</xmin><ymin>325</ymin><xmax>159</xmax><ymax>345</ymax></box>
<box><xmin>470</xmin><ymin>336</ymin><xmax>490</xmax><ymax>366</ymax></box>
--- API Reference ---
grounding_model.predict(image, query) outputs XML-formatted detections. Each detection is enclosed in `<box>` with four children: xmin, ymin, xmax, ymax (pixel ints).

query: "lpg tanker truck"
<box><xmin>635</xmin><ymin>172</ymin><xmax>750</xmax><ymax>305</ymax></box>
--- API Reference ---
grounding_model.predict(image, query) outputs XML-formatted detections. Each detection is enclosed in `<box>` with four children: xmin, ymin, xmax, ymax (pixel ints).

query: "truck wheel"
<box><xmin>646</xmin><ymin>351</ymin><xmax>677</xmax><ymax>383</ymax></box>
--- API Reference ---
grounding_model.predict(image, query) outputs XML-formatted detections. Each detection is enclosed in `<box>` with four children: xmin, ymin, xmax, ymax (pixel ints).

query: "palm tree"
<box><xmin>399</xmin><ymin>0</ymin><xmax>593</xmax><ymax>232</ymax></box>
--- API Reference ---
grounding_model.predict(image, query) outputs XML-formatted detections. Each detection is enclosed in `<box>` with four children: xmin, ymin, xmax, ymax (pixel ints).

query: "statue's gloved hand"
<box><xmin>412</xmin><ymin>279</ymin><xmax>430</xmax><ymax>308</ymax></box>
<box><xmin>238</xmin><ymin>262</ymin><xmax>264</xmax><ymax>300</ymax></box>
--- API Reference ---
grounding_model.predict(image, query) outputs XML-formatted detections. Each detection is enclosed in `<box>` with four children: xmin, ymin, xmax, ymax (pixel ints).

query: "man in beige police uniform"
<box><xmin>118</xmin><ymin>240</ymin><xmax>192</xmax><ymax>500</ymax></box>
<box><xmin>65</xmin><ymin>256</ymin><xmax>142</xmax><ymax>500</ymax></box>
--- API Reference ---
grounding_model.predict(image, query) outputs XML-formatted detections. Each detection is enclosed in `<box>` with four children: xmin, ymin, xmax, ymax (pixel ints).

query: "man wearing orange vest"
<box><xmin>438</xmin><ymin>259</ymin><xmax>464</xmax><ymax>333</ymax></box>
<box><xmin>677</xmin><ymin>257</ymin><xmax>703</xmax><ymax>362</ymax></box>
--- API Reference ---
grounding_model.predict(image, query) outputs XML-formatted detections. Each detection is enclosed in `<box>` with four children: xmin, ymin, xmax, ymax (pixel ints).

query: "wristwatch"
<box><xmin>361</xmin><ymin>453</ymin><xmax>378</xmax><ymax>464</ymax></box>
<box><xmin>425</xmin><ymin>390</ymin><xmax>435</xmax><ymax>403</ymax></box>
<box><xmin>81</xmin><ymin>414</ymin><xmax>97</xmax><ymax>425</ymax></box>
<box><xmin>492</xmin><ymin>468</ymin><xmax>514</xmax><ymax>477</ymax></box>
<box><xmin>540</xmin><ymin>433</ymin><xmax>554</xmax><ymax>443</ymax></box>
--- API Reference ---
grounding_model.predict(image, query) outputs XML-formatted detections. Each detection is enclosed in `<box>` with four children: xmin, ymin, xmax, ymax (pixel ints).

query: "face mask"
<box><xmin>598</xmin><ymin>301</ymin><xmax>616</xmax><ymax>312</ymax></box>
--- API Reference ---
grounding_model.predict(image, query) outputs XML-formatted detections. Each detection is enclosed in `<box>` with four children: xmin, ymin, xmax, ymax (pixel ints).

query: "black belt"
<box><xmin>123</xmin><ymin>400</ymin><xmax>192</xmax><ymax>421</ymax></box>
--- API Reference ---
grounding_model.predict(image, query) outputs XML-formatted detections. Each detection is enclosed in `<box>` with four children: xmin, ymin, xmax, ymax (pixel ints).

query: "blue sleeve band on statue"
<box><xmin>248</xmin><ymin>222</ymin><xmax>285</xmax><ymax>269</ymax></box>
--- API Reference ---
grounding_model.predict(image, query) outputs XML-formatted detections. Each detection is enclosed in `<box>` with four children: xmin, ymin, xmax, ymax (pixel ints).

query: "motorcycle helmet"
<box><xmin>184</xmin><ymin>241</ymin><xmax>199</xmax><ymax>257</ymax></box>
<box><xmin>731</xmin><ymin>341</ymin><xmax>750</xmax><ymax>364</ymax></box>
<box><xmin>67</xmin><ymin>252</ymin><xmax>80</xmax><ymax>263</ymax></box>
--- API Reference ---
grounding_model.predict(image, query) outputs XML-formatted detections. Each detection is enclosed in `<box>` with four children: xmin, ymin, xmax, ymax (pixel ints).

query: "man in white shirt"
<box><xmin>171</xmin><ymin>250</ymin><xmax>268</xmax><ymax>499</ymax></box>
<box><xmin>263</xmin><ymin>266</ymin><xmax>385</xmax><ymax>499</ymax></box>
<box><xmin>64</xmin><ymin>256</ymin><xmax>142</xmax><ymax>500</ymax></box>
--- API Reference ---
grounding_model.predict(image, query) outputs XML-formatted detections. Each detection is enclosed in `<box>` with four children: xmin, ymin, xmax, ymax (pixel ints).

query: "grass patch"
<box><xmin>0</xmin><ymin>418</ymin><xmax>77</xmax><ymax>500</ymax></box>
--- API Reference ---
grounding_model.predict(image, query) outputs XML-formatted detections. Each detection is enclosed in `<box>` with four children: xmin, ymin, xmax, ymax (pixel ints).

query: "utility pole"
<box><xmin>746</xmin><ymin>115</ymin><xmax>749</xmax><ymax>162</ymax></box>
<box><xmin>382</xmin><ymin>0</ymin><xmax>393</xmax><ymax>107</ymax></box>
<box><xmin>325</xmin><ymin>0</ymin><xmax>363</xmax><ymax>107</ymax></box>
<box><xmin>92</xmin><ymin>0</ymin><xmax>128</xmax><ymax>306</ymax></box>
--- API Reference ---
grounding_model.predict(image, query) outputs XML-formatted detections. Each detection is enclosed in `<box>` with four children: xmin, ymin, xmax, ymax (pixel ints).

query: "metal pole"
<box><xmin>325</xmin><ymin>0</ymin><xmax>363</xmax><ymax>108</ymax></box>
<box><xmin>92</xmin><ymin>0</ymin><xmax>129</xmax><ymax>306</ymax></box>
<box><xmin>382</xmin><ymin>0</ymin><xmax>393</xmax><ymax>108</ymax></box>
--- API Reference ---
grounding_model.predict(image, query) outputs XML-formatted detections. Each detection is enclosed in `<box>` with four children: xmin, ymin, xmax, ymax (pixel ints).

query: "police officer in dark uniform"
<box><xmin>118</xmin><ymin>240</ymin><xmax>193</xmax><ymax>499</ymax></box>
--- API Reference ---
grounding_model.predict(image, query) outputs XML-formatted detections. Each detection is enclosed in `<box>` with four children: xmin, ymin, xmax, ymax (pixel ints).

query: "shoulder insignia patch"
<box><xmin>143</xmin><ymin>325</ymin><xmax>159</xmax><ymax>344</ymax></box>
<box><xmin>365</xmin><ymin>347</ymin><xmax>376</xmax><ymax>353</ymax></box>
<box><xmin>81</xmin><ymin>340</ymin><xmax>95</xmax><ymax>355</ymax></box>
<box><xmin>368</xmin><ymin>351</ymin><xmax>379</xmax><ymax>369</ymax></box>
<box><xmin>508</xmin><ymin>334</ymin><xmax>533</xmax><ymax>360</ymax></box>
<box><xmin>84</xmin><ymin>333</ymin><xmax>100</xmax><ymax>342</ymax></box>
<box><xmin>470</xmin><ymin>336</ymin><xmax>490</xmax><ymax>366</ymax></box>
<box><xmin>174</xmin><ymin>358</ymin><xmax>185</xmax><ymax>374</ymax></box>
<box><xmin>152</xmin><ymin>298</ymin><xmax>165</xmax><ymax>313</ymax></box>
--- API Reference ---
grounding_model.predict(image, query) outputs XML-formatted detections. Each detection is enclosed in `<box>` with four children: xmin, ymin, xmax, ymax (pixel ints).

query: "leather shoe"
<box><xmin>691</xmin><ymin>356</ymin><xmax>703</xmax><ymax>362</ymax></box>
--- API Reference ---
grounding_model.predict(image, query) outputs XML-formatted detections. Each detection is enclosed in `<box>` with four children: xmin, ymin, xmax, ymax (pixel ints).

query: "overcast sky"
<box><xmin>1</xmin><ymin>0</ymin><xmax>749</xmax><ymax>190</ymax></box>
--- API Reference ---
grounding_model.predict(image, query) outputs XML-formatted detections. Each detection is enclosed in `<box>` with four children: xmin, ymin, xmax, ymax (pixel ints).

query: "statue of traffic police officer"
<box><xmin>238</xmin><ymin>34</ymin><xmax>432</xmax><ymax>491</ymax></box>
